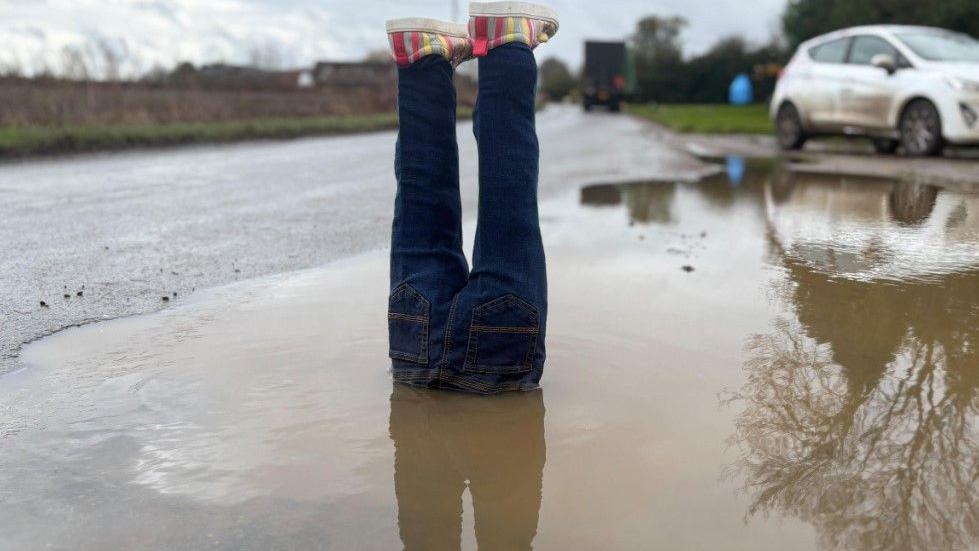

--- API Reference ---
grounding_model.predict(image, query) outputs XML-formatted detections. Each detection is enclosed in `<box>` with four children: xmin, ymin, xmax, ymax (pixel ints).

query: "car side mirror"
<box><xmin>871</xmin><ymin>54</ymin><xmax>897</xmax><ymax>75</ymax></box>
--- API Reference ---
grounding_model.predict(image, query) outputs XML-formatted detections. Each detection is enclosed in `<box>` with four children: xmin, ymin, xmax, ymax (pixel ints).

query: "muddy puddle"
<box><xmin>1</xmin><ymin>161</ymin><xmax>977</xmax><ymax>550</ymax></box>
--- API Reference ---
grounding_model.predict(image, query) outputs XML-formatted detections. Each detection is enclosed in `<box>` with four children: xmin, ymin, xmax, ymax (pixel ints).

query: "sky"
<box><xmin>0</xmin><ymin>0</ymin><xmax>788</xmax><ymax>78</ymax></box>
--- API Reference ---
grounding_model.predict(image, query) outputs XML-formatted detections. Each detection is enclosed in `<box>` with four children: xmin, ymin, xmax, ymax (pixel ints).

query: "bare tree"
<box><xmin>0</xmin><ymin>57</ymin><xmax>24</xmax><ymax>78</ymax></box>
<box><xmin>96</xmin><ymin>38</ymin><xmax>123</xmax><ymax>81</ymax></box>
<box><xmin>141</xmin><ymin>63</ymin><xmax>170</xmax><ymax>84</ymax></box>
<box><xmin>61</xmin><ymin>46</ymin><xmax>91</xmax><ymax>81</ymax></box>
<box><xmin>248</xmin><ymin>40</ymin><xmax>284</xmax><ymax>70</ymax></box>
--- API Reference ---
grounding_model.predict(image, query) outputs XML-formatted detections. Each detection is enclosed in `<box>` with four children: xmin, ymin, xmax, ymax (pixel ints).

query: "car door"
<box><xmin>837</xmin><ymin>35</ymin><xmax>907</xmax><ymax>130</ymax></box>
<box><xmin>803</xmin><ymin>37</ymin><xmax>852</xmax><ymax>129</ymax></box>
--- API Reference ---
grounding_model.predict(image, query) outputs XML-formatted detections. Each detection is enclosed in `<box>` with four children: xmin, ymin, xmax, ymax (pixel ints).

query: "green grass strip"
<box><xmin>0</xmin><ymin>109</ymin><xmax>470</xmax><ymax>158</ymax></box>
<box><xmin>626</xmin><ymin>103</ymin><xmax>773</xmax><ymax>135</ymax></box>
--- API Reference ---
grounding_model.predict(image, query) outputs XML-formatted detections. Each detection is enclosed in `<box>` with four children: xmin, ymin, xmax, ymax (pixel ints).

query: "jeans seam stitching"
<box><xmin>388</xmin><ymin>283</ymin><xmax>430</xmax><ymax>365</ymax></box>
<box><xmin>471</xmin><ymin>325</ymin><xmax>539</xmax><ymax>333</ymax></box>
<box><xmin>389</xmin><ymin>313</ymin><xmax>429</xmax><ymax>323</ymax></box>
<box><xmin>438</xmin><ymin>292</ymin><xmax>462</xmax><ymax>387</ymax></box>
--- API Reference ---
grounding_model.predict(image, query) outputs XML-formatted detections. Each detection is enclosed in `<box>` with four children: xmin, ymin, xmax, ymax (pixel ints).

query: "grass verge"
<box><xmin>0</xmin><ymin>111</ymin><xmax>471</xmax><ymax>159</ymax></box>
<box><xmin>626</xmin><ymin>103</ymin><xmax>773</xmax><ymax>135</ymax></box>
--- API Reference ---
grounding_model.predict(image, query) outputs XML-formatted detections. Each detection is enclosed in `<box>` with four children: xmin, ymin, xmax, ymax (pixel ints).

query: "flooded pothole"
<box><xmin>1</xmin><ymin>162</ymin><xmax>977</xmax><ymax>550</ymax></box>
<box><xmin>581</xmin><ymin>160</ymin><xmax>979</xmax><ymax>549</ymax></box>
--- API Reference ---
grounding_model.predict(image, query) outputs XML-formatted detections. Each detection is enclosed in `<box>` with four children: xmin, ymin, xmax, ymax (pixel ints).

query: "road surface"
<box><xmin>0</xmin><ymin>105</ymin><xmax>710</xmax><ymax>374</ymax></box>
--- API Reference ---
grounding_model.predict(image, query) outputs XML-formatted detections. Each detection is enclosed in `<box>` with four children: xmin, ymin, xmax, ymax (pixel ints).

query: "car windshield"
<box><xmin>895</xmin><ymin>31</ymin><xmax>979</xmax><ymax>62</ymax></box>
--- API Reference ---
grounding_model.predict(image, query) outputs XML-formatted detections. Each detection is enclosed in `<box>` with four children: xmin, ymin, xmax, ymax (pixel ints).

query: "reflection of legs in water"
<box><xmin>469</xmin><ymin>403</ymin><xmax>545</xmax><ymax>551</ymax></box>
<box><xmin>389</xmin><ymin>385</ymin><xmax>546</xmax><ymax>551</ymax></box>
<box><xmin>390</xmin><ymin>386</ymin><xmax>466</xmax><ymax>550</ymax></box>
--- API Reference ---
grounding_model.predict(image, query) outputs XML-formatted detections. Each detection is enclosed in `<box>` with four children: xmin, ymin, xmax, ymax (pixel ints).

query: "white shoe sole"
<box><xmin>469</xmin><ymin>2</ymin><xmax>559</xmax><ymax>29</ymax></box>
<box><xmin>385</xmin><ymin>18</ymin><xmax>469</xmax><ymax>38</ymax></box>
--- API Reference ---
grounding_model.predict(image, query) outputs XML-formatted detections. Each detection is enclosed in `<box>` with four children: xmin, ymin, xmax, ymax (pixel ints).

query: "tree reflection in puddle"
<box><xmin>727</xmin><ymin>166</ymin><xmax>979</xmax><ymax>551</ymax></box>
<box><xmin>581</xmin><ymin>181</ymin><xmax>678</xmax><ymax>225</ymax></box>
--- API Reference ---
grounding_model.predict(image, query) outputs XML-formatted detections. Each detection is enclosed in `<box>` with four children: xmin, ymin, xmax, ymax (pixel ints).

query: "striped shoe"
<box><xmin>469</xmin><ymin>2</ymin><xmax>559</xmax><ymax>57</ymax></box>
<box><xmin>385</xmin><ymin>18</ymin><xmax>473</xmax><ymax>68</ymax></box>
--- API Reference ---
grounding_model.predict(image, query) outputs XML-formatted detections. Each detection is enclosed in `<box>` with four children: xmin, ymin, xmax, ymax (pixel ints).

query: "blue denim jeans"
<box><xmin>389</xmin><ymin>43</ymin><xmax>547</xmax><ymax>395</ymax></box>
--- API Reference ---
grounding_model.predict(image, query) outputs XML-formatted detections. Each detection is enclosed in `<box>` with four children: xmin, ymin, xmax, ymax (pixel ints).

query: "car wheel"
<box><xmin>872</xmin><ymin>138</ymin><xmax>899</xmax><ymax>155</ymax></box>
<box><xmin>775</xmin><ymin>103</ymin><xmax>806</xmax><ymax>151</ymax></box>
<box><xmin>899</xmin><ymin>99</ymin><xmax>944</xmax><ymax>157</ymax></box>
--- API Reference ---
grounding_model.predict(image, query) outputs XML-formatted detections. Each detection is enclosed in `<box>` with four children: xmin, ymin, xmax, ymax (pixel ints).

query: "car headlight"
<box><xmin>945</xmin><ymin>77</ymin><xmax>979</xmax><ymax>93</ymax></box>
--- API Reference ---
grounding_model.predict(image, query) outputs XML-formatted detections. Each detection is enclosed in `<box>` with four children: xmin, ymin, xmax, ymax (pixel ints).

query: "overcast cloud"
<box><xmin>0</xmin><ymin>0</ymin><xmax>788</xmax><ymax>77</ymax></box>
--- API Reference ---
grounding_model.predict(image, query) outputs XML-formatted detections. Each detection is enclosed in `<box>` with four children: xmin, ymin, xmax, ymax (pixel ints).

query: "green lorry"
<box><xmin>582</xmin><ymin>41</ymin><xmax>636</xmax><ymax>112</ymax></box>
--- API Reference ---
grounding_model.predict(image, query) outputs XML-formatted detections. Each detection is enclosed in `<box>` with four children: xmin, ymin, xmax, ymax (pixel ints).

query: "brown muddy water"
<box><xmin>1</xmin><ymin>161</ymin><xmax>978</xmax><ymax>550</ymax></box>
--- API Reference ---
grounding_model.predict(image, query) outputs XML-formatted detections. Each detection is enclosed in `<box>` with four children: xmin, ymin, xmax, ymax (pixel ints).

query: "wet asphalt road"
<box><xmin>0</xmin><ymin>105</ymin><xmax>710</xmax><ymax>373</ymax></box>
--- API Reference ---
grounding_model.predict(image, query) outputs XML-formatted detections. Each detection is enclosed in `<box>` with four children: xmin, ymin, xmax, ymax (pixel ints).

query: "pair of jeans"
<box><xmin>389</xmin><ymin>43</ymin><xmax>547</xmax><ymax>395</ymax></box>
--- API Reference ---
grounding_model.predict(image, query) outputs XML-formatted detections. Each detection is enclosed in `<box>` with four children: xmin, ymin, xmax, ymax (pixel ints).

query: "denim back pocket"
<box><xmin>464</xmin><ymin>295</ymin><xmax>539</xmax><ymax>374</ymax></box>
<box><xmin>388</xmin><ymin>284</ymin><xmax>430</xmax><ymax>364</ymax></box>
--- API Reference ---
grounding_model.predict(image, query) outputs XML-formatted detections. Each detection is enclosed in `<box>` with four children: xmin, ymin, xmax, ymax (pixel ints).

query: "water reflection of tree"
<box><xmin>625</xmin><ymin>183</ymin><xmax>676</xmax><ymax>224</ymax></box>
<box><xmin>695</xmin><ymin>161</ymin><xmax>772</xmax><ymax>208</ymax></box>
<box><xmin>580</xmin><ymin>182</ymin><xmax>677</xmax><ymax>225</ymax></box>
<box><xmin>578</xmin><ymin>162</ymin><xmax>780</xmax><ymax>226</ymax></box>
<box><xmin>728</xmin><ymin>257</ymin><xmax>979</xmax><ymax>551</ymax></box>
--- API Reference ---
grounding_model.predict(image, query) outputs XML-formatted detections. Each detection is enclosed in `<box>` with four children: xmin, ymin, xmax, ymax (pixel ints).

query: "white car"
<box><xmin>771</xmin><ymin>25</ymin><xmax>979</xmax><ymax>156</ymax></box>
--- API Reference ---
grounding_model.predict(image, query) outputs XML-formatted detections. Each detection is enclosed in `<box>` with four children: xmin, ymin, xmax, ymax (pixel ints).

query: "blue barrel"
<box><xmin>729</xmin><ymin>73</ymin><xmax>753</xmax><ymax>105</ymax></box>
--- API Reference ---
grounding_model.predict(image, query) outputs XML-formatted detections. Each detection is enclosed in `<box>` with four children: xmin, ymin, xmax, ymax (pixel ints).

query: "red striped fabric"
<box><xmin>470</xmin><ymin>14</ymin><xmax>555</xmax><ymax>56</ymax></box>
<box><xmin>473</xmin><ymin>16</ymin><xmax>489</xmax><ymax>57</ymax></box>
<box><xmin>392</xmin><ymin>31</ymin><xmax>408</xmax><ymax>66</ymax></box>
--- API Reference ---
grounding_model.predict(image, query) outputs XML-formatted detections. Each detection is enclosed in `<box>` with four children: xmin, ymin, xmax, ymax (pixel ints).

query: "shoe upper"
<box><xmin>385</xmin><ymin>3</ymin><xmax>558</xmax><ymax>67</ymax></box>
<box><xmin>386</xmin><ymin>18</ymin><xmax>473</xmax><ymax>67</ymax></box>
<box><xmin>468</xmin><ymin>2</ymin><xmax>558</xmax><ymax>57</ymax></box>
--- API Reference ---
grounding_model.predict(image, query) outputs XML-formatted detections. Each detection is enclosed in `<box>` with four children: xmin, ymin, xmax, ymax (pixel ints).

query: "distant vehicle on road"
<box><xmin>582</xmin><ymin>41</ymin><xmax>634</xmax><ymax>112</ymax></box>
<box><xmin>771</xmin><ymin>25</ymin><xmax>979</xmax><ymax>156</ymax></box>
